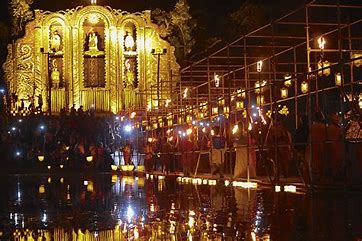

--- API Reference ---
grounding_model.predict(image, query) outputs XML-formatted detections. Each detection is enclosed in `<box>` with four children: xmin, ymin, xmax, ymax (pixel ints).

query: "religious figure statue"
<box><xmin>85</xmin><ymin>28</ymin><xmax>104</xmax><ymax>57</ymax></box>
<box><xmin>50</xmin><ymin>28</ymin><xmax>62</xmax><ymax>53</ymax></box>
<box><xmin>50</xmin><ymin>59</ymin><xmax>60</xmax><ymax>88</ymax></box>
<box><xmin>125</xmin><ymin>59</ymin><xmax>135</xmax><ymax>88</ymax></box>
<box><xmin>124</xmin><ymin>31</ymin><xmax>135</xmax><ymax>51</ymax></box>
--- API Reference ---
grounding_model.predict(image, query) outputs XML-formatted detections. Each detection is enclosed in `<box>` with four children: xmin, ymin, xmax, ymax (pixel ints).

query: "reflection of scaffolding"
<box><xmin>172</xmin><ymin>0</ymin><xmax>362</xmax><ymax>186</ymax></box>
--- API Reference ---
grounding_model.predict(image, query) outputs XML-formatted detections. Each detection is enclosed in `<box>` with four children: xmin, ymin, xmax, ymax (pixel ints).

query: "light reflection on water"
<box><xmin>0</xmin><ymin>175</ymin><xmax>362</xmax><ymax>240</ymax></box>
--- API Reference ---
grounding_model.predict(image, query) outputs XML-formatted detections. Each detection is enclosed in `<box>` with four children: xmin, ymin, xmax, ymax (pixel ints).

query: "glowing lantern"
<box><xmin>335</xmin><ymin>72</ymin><xmax>342</xmax><ymax>86</ymax></box>
<box><xmin>318</xmin><ymin>36</ymin><xmax>326</xmax><ymax>50</ymax></box>
<box><xmin>256</xmin><ymin>95</ymin><xmax>265</xmax><ymax>106</ymax></box>
<box><xmin>301</xmin><ymin>81</ymin><xmax>309</xmax><ymax>93</ymax></box>
<box><xmin>257</xmin><ymin>60</ymin><xmax>263</xmax><ymax>72</ymax></box>
<box><xmin>237</xmin><ymin>89</ymin><xmax>246</xmax><ymax>99</ymax></box>
<box><xmin>254</xmin><ymin>80</ymin><xmax>266</xmax><ymax>94</ymax></box>
<box><xmin>86</xmin><ymin>156</ymin><xmax>93</xmax><ymax>162</ymax></box>
<box><xmin>186</xmin><ymin>128</ymin><xmax>193</xmax><ymax>135</ymax></box>
<box><xmin>186</xmin><ymin>115</ymin><xmax>193</xmax><ymax>124</ymax></box>
<box><xmin>236</xmin><ymin>101</ymin><xmax>244</xmax><ymax>110</ymax></box>
<box><xmin>178</xmin><ymin>116</ymin><xmax>183</xmax><ymax>124</ymax></box>
<box><xmin>352</xmin><ymin>52</ymin><xmax>362</xmax><ymax>67</ymax></box>
<box><xmin>198</xmin><ymin>112</ymin><xmax>204</xmax><ymax>119</ymax></box>
<box><xmin>38</xmin><ymin>185</ymin><xmax>45</xmax><ymax>194</ymax></box>
<box><xmin>38</xmin><ymin>155</ymin><xmax>45</xmax><ymax>162</ymax></box>
<box><xmin>284</xmin><ymin>74</ymin><xmax>292</xmax><ymax>87</ymax></box>
<box><xmin>280</xmin><ymin>87</ymin><xmax>288</xmax><ymax>99</ymax></box>
<box><xmin>218</xmin><ymin>97</ymin><xmax>225</xmax><ymax>106</ymax></box>
<box><xmin>212</xmin><ymin>106</ymin><xmax>218</xmax><ymax>115</ymax></box>
<box><xmin>317</xmin><ymin>60</ymin><xmax>331</xmax><ymax>76</ymax></box>
<box><xmin>214</xmin><ymin>73</ymin><xmax>220</xmax><ymax>88</ymax></box>
<box><xmin>223</xmin><ymin>106</ymin><xmax>230</xmax><ymax>116</ymax></box>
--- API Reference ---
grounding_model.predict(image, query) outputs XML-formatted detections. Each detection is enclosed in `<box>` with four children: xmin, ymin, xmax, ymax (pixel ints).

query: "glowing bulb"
<box><xmin>318</xmin><ymin>36</ymin><xmax>326</xmax><ymax>49</ymax></box>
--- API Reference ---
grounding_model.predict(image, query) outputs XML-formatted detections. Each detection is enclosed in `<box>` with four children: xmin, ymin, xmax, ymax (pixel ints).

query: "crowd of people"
<box><xmin>140</xmin><ymin>111</ymin><xmax>362</xmax><ymax>184</ymax></box>
<box><xmin>0</xmin><ymin>106</ymin><xmax>361</xmax><ymax>184</ymax></box>
<box><xmin>0</xmin><ymin>108</ymin><xmax>116</xmax><ymax>173</ymax></box>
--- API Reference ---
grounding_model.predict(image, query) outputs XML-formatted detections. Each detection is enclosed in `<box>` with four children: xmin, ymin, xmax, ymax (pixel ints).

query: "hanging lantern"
<box><xmin>152</xmin><ymin>122</ymin><xmax>158</xmax><ymax>129</ymax></box>
<box><xmin>236</xmin><ymin>101</ymin><xmax>244</xmax><ymax>110</ymax></box>
<box><xmin>198</xmin><ymin>112</ymin><xmax>205</xmax><ymax>119</ymax></box>
<box><xmin>284</xmin><ymin>74</ymin><xmax>292</xmax><ymax>87</ymax></box>
<box><xmin>186</xmin><ymin>115</ymin><xmax>193</xmax><ymax>124</ymax></box>
<box><xmin>254</xmin><ymin>80</ymin><xmax>266</xmax><ymax>94</ymax></box>
<box><xmin>318</xmin><ymin>36</ymin><xmax>326</xmax><ymax>50</ymax></box>
<box><xmin>352</xmin><ymin>52</ymin><xmax>362</xmax><ymax>67</ymax></box>
<box><xmin>223</xmin><ymin>106</ymin><xmax>230</xmax><ymax>117</ymax></box>
<box><xmin>257</xmin><ymin>60</ymin><xmax>263</xmax><ymax>72</ymax></box>
<box><xmin>335</xmin><ymin>72</ymin><xmax>342</xmax><ymax>86</ymax></box>
<box><xmin>218</xmin><ymin>97</ymin><xmax>225</xmax><ymax>106</ymax></box>
<box><xmin>86</xmin><ymin>156</ymin><xmax>93</xmax><ymax>162</ymax></box>
<box><xmin>280</xmin><ymin>87</ymin><xmax>288</xmax><ymax>99</ymax></box>
<box><xmin>37</xmin><ymin>155</ymin><xmax>45</xmax><ymax>162</ymax></box>
<box><xmin>317</xmin><ymin>60</ymin><xmax>331</xmax><ymax>76</ymax></box>
<box><xmin>301</xmin><ymin>81</ymin><xmax>309</xmax><ymax>93</ymax></box>
<box><xmin>214</xmin><ymin>73</ymin><xmax>220</xmax><ymax>88</ymax></box>
<box><xmin>256</xmin><ymin>95</ymin><xmax>265</xmax><ymax>106</ymax></box>
<box><xmin>237</xmin><ymin>89</ymin><xmax>246</xmax><ymax>99</ymax></box>
<box><xmin>212</xmin><ymin>106</ymin><xmax>219</xmax><ymax>115</ymax></box>
<box><xmin>178</xmin><ymin>116</ymin><xmax>183</xmax><ymax>124</ymax></box>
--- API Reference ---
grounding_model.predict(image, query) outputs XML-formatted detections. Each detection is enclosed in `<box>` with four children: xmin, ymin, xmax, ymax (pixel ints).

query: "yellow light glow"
<box><xmin>87</xmin><ymin>182</ymin><xmax>94</xmax><ymax>192</ymax></box>
<box><xmin>256</xmin><ymin>95</ymin><xmax>265</xmax><ymax>106</ymax></box>
<box><xmin>86</xmin><ymin>156</ymin><xmax>93</xmax><ymax>162</ymax></box>
<box><xmin>39</xmin><ymin>185</ymin><xmax>45</xmax><ymax>194</ymax></box>
<box><xmin>208</xmin><ymin>179</ymin><xmax>217</xmax><ymax>185</ymax></box>
<box><xmin>236</xmin><ymin>101</ymin><xmax>244</xmax><ymax>110</ymax></box>
<box><xmin>281</xmin><ymin>87</ymin><xmax>288</xmax><ymax>99</ymax></box>
<box><xmin>237</xmin><ymin>88</ymin><xmax>246</xmax><ymax>99</ymax></box>
<box><xmin>284</xmin><ymin>74</ymin><xmax>292</xmax><ymax>87</ymax></box>
<box><xmin>111</xmin><ymin>165</ymin><xmax>118</xmax><ymax>171</ymax></box>
<box><xmin>211</xmin><ymin>129</ymin><xmax>215</xmax><ymax>136</ymax></box>
<box><xmin>111</xmin><ymin>175</ymin><xmax>118</xmax><ymax>183</ymax></box>
<box><xmin>130</xmin><ymin>112</ymin><xmax>136</xmax><ymax>118</ymax></box>
<box><xmin>47</xmin><ymin>177</ymin><xmax>51</xmax><ymax>183</ymax></box>
<box><xmin>47</xmin><ymin>165</ymin><xmax>51</xmax><ymax>170</ymax></box>
<box><xmin>38</xmin><ymin>155</ymin><xmax>44</xmax><ymax>162</ymax></box>
<box><xmin>301</xmin><ymin>81</ymin><xmax>309</xmax><ymax>93</ymax></box>
<box><xmin>59</xmin><ymin>164</ymin><xmax>64</xmax><ymax>169</ymax></box>
<box><xmin>212</xmin><ymin>106</ymin><xmax>219</xmax><ymax>115</ymax></box>
<box><xmin>318</xmin><ymin>60</ymin><xmax>331</xmax><ymax>76</ymax></box>
<box><xmin>335</xmin><ymin>72</ymin><xmax>342</xmax><ymax>86</ymax></box>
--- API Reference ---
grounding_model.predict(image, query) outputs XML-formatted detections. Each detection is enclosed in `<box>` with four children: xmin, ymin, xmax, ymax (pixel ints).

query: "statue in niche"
<box><xmin>49</xmin><ymin>28</ymin><xmax>62</xmax><ymax>54</ymax></box>
<box><xmin>124</xmin><ymin>31</ymin><xmax>135</xmax><ymax>51</ymax></box>
<box><xmin>85</xmin><ymin>27</ymin><xmax>104</xmax><ymax>57</ymax></box>
<box><xmin>50</xmin><ymin>59</ymin><xmax>60</xmax><ymax>88</ymax></box>
<box><xmin>125</xmin><ymin>59</ymin><xmax>136</xmax><ymax>88</ymax></box>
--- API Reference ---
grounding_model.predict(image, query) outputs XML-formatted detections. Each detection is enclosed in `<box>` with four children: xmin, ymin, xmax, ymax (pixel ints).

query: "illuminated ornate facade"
<box><xmin>3</xmin><ymin>4</ymin><xmax>180</xmax><ymax>113</ymax></box>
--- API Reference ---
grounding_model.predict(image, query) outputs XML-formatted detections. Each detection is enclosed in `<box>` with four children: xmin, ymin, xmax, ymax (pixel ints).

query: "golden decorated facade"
<box><xmin>3</xmin><ymin>4</ymin><xmax>180</xmax><ymax>113</ymax></box>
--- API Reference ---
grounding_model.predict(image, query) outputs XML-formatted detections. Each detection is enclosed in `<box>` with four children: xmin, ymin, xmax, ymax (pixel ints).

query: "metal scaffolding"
<box><xmin>162</xmin><ymin>0</ymin><xmax>362</xmax><ymax>186</ymax></box>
